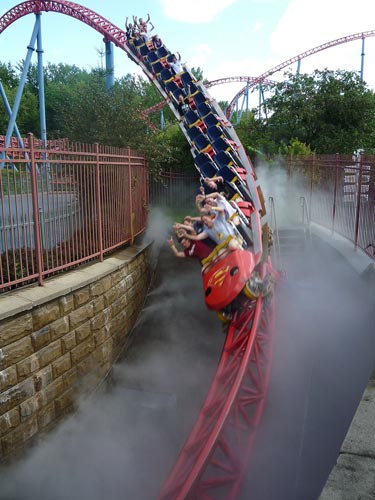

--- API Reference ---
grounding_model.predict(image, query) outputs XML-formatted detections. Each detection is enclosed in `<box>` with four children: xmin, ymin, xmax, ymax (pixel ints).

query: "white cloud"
<box><xmin>188</xmin><ymin>43</ymin><xmax>212</xmax><ymax>69</ymax></box>
<box><xmin>265</xmin><ymin>0</ymin><xmax>375</xmax><ymax>88</ymax></box>
<box><xmin>270</xmin><ymin>0</ymin><xmax>375</xmax><ymax>62</ymax></box>
<box><xmin>253</xmin><ymin>21</ymin><xmax>264</xmax><ymax>33</ymax></box>
<box><xmin>161</xmin><ymin>0</ymin><xmax>237</xmax><ymax>23</ymax></box>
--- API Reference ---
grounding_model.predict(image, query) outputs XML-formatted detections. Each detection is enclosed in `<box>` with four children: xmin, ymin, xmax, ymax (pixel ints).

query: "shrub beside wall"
<box><xmin>0</xmin><ymin>243</ymin><xmax>151</xmax><ymax>462</ymax></box>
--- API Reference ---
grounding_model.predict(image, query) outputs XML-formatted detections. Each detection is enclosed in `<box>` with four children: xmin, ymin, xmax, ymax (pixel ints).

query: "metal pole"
<box><xmin>261</xmin><ymin>86</ymin><xmax>268</xmax><ymax>121</ymax></box>
<box><xmin>160</xmin><ymin>109</ymin><xmax>165</xmax><ymax>129</ymax></box>
<box><xmin>245</xmin><ymin>81</ymin><xmax>249</xmax><ymax>116</ymax></box>
<box><xmin>309</xmin><ymin>153</ymin><xmax>314</xmax><ymax>221</ymax></box>
<box><xmin>360</xmin><ymin>36</ymin><xmax>365</xmax><ymax>81</ymax></box>
<box><xmin>95</xmin><ymin>142</ymin><xmax>104</xmax><ymax>261</ymax></box>
<box><xmin>332</xmin><ymin>154</ymin><xmax>339</xmax><ymax>234</ymax></box>
<box><xmin>258</xmin><ymin>84</ymin><xmax>261</xmax><ymax>119</ymax></box>
<box><xmin>36</xmin><ymin>13</ymin><xmax>47</xmax><ymax>148</ymax></box>
<box><xmin>354</xmin><ymin>154</ymin><xmax>363</xmax><ymax>248</ymax></box>
<box><xmin>5</xmin><ymin>16</ymin><xmax>40</xmax><ymax>147</ymax></box>
<box><xmin>296</xmin><ymin>57</ymin><xmax>301</xmax><ymax>76</ymax></box>
<box><xmin>29</xmin><ymin>133</ymin><xmax>44</xmax><ymax>285</ymax></box>
<box><xmin>0</xmin><ymin>80</ymin><xmax>26</xmax><ymax>149</ymax></box>
<box><xmin>105</xmin><ymin>39</ymin><xmax>114</xmax><ymax>92</ymax></box>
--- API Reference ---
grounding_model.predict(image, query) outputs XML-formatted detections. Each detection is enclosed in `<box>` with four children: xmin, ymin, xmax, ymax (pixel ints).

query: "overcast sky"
<box><xmin>1</xmin><ymin>0</ymin><xmax>375</xmax><ymax>103</ymax></box>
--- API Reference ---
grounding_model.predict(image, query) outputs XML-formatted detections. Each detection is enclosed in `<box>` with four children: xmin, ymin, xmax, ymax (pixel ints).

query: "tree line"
<box><xmin>1</xmin><ymin>60</ymin><xmax>375</xmax><ymax>174</ymax></box>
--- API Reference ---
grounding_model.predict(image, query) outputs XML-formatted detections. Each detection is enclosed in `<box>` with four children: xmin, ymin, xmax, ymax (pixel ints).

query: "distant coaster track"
<box><xmin>0</xmin><ymin>2</ymin><xmax>276</xmax><ymax>498</ymax></box>
<box><xmin>142</xmin><ymin>76</ymin><xmax>277</xmax><ymax>123</ymax></box>
<box><xmin>226</xmin><ymin>30</ymin><xmax>375</xmax><ymax>118</ymax></box>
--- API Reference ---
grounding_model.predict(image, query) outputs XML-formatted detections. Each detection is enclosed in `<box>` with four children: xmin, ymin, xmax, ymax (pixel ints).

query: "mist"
<box><xmin>1</xmin><ymin>180</ymin><xmax>373</xmax><ymax>500</ymax></box>
<box><xmin>0</xmin><ymin>208</ymin><xmax>221</xmax><ymax>500</ymax></box>
<box><xmin>238</xmin><ymin>161</ymin><xmax>374</xmax><ymax>499</ymax></box>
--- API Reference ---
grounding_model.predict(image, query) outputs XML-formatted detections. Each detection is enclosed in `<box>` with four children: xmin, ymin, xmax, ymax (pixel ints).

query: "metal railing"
<box><xmin>149</xmin><ymin>170</ymin><xmax>200</xmax><ymax>211</ymax></box>
<box><xmin>284</xmin><ymin>153</ymin><xmax>375</xmax><ymax>256</ymax></box>
<box><xmin>268</xmin><ymin>196</ymin><xmax>281</xmax><ymax>268</ymax></box>
<box><xmin>0</xmin><ymin>134</ymin><xmax>148</xmax><ymax>292</ymax></box>
<box><xmin>299</xmin><ymin>196</ymin><xmax>310</xmax><ymax>226</ymax></box>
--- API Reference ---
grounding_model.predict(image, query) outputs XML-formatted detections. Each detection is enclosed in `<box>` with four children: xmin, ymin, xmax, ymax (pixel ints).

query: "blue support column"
<box><xmin>296</xmin><ymin>57</ymin><xmax>301</xmax><ymax>76</ymax></box>
<box><xmin>237</xmin><ymin>83</ymin><xmax>249</xmax><ymax>124</ymax></box>
<box><xmin>36</xmin><ymin>13</ymin><xmax>47</xmax><ymax>148</ymax></box>
<box><xmin>360</xmin><ymin>36</ymin><xmax>365</xmax><ymax>81</ymax></box>
<box><xmin>260</xmin><ymin>86</ymin><xmax>268</xmax><ymax>121</ymax></box>
<box><xmin>0</xmin><ymin>80</ymin><xmax>26</xmax><ymax>149</ymax></box>
<box><xmin>105</xmin><ymin>40</ymin><xmax>114</xmax><ymax>92</ymax></box>
<box><xmin>245</xmin><ymin>81</ymin><xmax>249</xmax><ymax>115</ymax></box>
<box><xmin>258</xmin><ymin>84</ymin><xmax>262</xmax><ymax>119</ymax></box>
<box><xmin>5</xmin><ymin>15</ymin><xmax>40</xmax><ymax>147</ymax></box>
<box><xmin>160</xmin><ymin>109</ymin><xmax>165</xmax><ymax>129</ymax></box>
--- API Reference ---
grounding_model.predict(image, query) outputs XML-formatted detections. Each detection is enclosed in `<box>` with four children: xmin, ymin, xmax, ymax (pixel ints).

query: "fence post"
<box><xmin>354</xmin><ymin>153</ymin><xmax>363</xmax><ymax>249</ymax></box>
<box><xmin>29</xmin><ymin>132</ymin><xmax>44</xmax><ymax>285</ymax></box>
<box><xmin>331</xmin><ymin>153</ymin><xmax>339</xmax><ymax>235</ymax></box>
<box><xmin>128</xmin><ymin>149</ymin><xmax>134</xmax><ymax>245</ymax></box>
<box><xmin>95</xmin><ymin>142</ymin><xmax>104</xmax><ymax>262</ymax></box>
<box><xmin>309</xmin><ymin>153</ymin><xmax>315</xmax><ymax>221</ymax></box>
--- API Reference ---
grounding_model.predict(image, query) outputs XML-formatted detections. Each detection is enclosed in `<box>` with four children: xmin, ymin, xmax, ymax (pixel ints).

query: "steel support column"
<box><xmin>5</xmin><ymin>15</ymin><xmax>40</xmax><ymax>148</ymax></box>
<box><xmin>0</xmin><ymin>80</ymin><xmax>26</xmax><ymax>149</ymax></box>
<box><xmin>36</xmin><ymin>13</ymin><xmax>47</xmax><ymax>148</ymax></box>
<box><xmin>105</xmin><ymin>39</ymin><xmax>114</xmax><ymax>92</ymax></box>
<box><xmin>360</xmin><ymin>36</ymin><xmax>365</xmax><ymax>81</ymax></box>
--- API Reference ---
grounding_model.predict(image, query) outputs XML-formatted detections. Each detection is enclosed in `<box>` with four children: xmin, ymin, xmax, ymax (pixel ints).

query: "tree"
<box><xmin>262</xmin><ymin>69</ymin><xmax>375</xmax><ymax>154</ymax></box>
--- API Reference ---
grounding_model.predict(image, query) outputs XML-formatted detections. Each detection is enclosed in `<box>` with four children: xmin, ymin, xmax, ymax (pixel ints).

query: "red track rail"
<box><xmin>158</xmin><ymin>261</ymin><xmax>275</xmax><ymax>499</ymax></box>
<box><xmin>206</xmin><ymin>76</ymin><xmax>276</xmax><ymax>89</ymax></box>
<box><xmin>0</xmin><ymin>4</ymin><xmax>275</xmax><ymax>498</ymax></box>
<box><xmin>226</xmin><ymin>30</ymin><xmax>375</xmax><ymax>117</ymax></box>
<box><xmin>0</xmin><ymin>1</ymin><xmax>135</xmax><ymax>60</ymax></box>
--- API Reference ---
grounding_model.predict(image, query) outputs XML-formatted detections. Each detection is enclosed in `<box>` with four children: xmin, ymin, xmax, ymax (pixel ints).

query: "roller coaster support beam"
<box><xmin>360</xmin><ymin>36</ymin><xmax>365</xmax><ymax>81</ymax></box>
<box><xmin>160</xmin><ymin>109</ymin><xmax>165</xmax><ymax>129</ymax></box>
<box><xmin>36</xmin><ymin>13</ymin><xmax>47</xmax><ymax>149</ymax></box>
<box><xmin>5</xmin><ymin>14</ymin><xmax>40</xmax><ymax>148</ymax></box>
<box><xmin>231</xmin><ymin>81</ymin><xmax>249</xmax><ymax>124</ymax></box>
<box><xmin>0</xmin><ymin>81</ymin><xmax>26</xmax><ymax>149</ymax></box>
<box><xmin>104</xmin><ymin>39</ymin><xmax>114</xmax><ymax>92</ymax></box>
<box><xmin>258</xmin><ymin>84</ymin><xmax>268</xmax><ymax>121</ymax></box>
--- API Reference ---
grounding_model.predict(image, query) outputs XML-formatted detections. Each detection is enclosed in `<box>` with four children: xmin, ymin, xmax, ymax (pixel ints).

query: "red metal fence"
<box><xmin>0</xmin><ymin>135</ymin><xmax>148</xmax><ymax>292</ymax></box>
<box><xmin>284</xmin><ymin>153</ymin><xmax>375</xmax><ymax>257</ymax></box>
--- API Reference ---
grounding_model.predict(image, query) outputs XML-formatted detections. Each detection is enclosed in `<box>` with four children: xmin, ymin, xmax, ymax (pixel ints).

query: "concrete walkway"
<box><xmin>319</xmin><ymin>371</ymin><xmax>375</xmax><ymax>500</ymax></box>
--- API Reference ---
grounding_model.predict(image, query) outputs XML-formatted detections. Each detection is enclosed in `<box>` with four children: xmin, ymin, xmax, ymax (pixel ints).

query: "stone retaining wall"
<box><xmin>0</xmin><ymin>242</ymin><xmax>151</xmax><ymax>462</ymax></box>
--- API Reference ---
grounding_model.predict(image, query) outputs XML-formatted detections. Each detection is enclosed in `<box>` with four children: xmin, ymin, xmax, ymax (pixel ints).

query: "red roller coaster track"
<box><xmin>0</xmin><ymin>3</ymin><xmax>276</xmax><ymax>498</ymax></box>
<box><xmin>206</xmin><ymin>76</ymin><xmax>276</xmax><ymax>89</ymax></box>
<box><xmin>226</xmin><ymin>30</ymin><xmax>375</xmax><ymax>118</ymax></box>
<box><xmin>141</xmin><ymin>77</ymin><xmax>276</xmax><ymax>120</ymax></box>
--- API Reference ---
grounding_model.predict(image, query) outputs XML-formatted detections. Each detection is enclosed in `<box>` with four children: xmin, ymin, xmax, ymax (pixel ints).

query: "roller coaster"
<box><xmin>0</xmin><ymin>2</ymin><xmax>372</xmax><ymax>498</ymax></box>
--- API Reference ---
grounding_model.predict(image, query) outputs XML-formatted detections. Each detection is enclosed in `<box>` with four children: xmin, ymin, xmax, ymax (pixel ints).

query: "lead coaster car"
<box><xmin>202</xmin><ymin>245</ymin><xmax>256</xmax><ymax>311</ymax></box>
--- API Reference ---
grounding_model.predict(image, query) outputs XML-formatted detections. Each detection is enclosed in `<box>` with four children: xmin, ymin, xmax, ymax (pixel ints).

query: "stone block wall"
<box><xmin>0</xmin><ymin>243</ymin><xmax>151</xmax><ymax>462</ymax></box>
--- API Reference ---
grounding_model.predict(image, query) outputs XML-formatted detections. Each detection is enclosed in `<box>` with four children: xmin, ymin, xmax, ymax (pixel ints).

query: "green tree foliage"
<box><xmin>281</xmin><ymin>137</ymin><xmax>313</xmax><ymax>156</ymax></box>
<box><xmin>262</xmin><ymin>69</ymin><xmax>375</xmax><ymax>154</ymax></box>
<box><xmin>160</xmin><ymin>123</ymin><xmax>194</xmax><ymax>172</ymax></box>
<box><xmin>3</xmin><ymin>59</ymin><xmax>375</xmax><ymax>174</ymax></box>
<box><xmin>233</xmin><ymin>111</ymin><xmax>276</xmax><ymax>160</ymax></box>
<box><xmin>0</xmin><ymin>62</ymin><xmax>18</xmax><ymax>88</ymax></box>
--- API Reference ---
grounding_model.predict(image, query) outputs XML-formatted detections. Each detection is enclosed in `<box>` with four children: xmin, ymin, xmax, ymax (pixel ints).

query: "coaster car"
<box><xmin>201</xmin><ymin>238</ymin><xmax>256</xmax><ymax>311</ymax></box>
